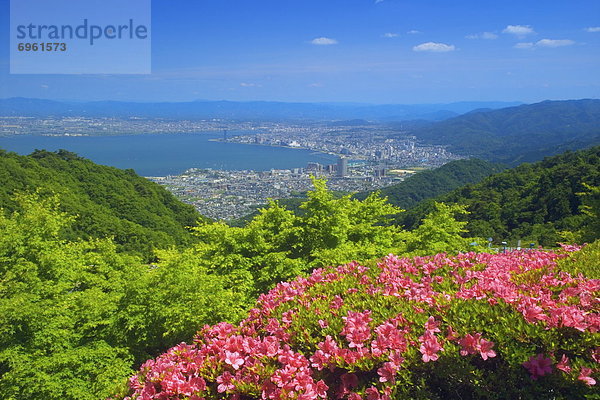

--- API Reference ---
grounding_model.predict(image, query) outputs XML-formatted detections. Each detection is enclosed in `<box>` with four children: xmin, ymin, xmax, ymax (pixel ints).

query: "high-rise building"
<box><xmin>337</xmin><ymin>157</ymin><xmax>348</xmax><ymax>177</ymax></box>
<box><xmin>307</xmin><ymin>162</ymin><xmax>323</xmax><ymax>173</ymax></box>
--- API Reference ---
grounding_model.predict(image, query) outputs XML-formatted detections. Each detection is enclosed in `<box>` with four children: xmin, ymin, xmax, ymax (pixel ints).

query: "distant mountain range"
<box><xmin>3</xmin><ymin>97</ymin><xmax>598</xmax><ymax>166</ymax></box>
<box><xmin>0</xmin><ymin>97</ymin><xmax>521</xmax><ymax>121</ymax></box>
<box><xmin>409</xmin><ymin>99</ymin><xmax>600</xmax><ymax>165</ymax></box>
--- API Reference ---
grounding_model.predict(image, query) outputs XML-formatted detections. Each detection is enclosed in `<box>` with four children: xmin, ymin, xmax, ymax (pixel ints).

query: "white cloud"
<box><xmin>375</xmin><ymin>0</ymin><xmax>386</xmax><ymax>3</ymax></box>
<box><xmin>40</xmin><ymin>84</ymin><xmax>49</xmax><ymax>89</ymax></box>
<box><xmin>382</xmin><ymin>32</ymin><xmax>399</xmax><ymax>38</ymax></box>
<box><xmin>308</xmin><ymin>83</ymin><xmax>323</xmax><ymax>88</ymax></box>
<box><xmin>502</xmin><ymin>25</ymin><xmax>535</xmax><ymax>37</ymax></box>
<box><xmin>311</xmin><ymin>37</ymin><xmax>338</xmax><ymax>45</ymax></box>
<box><xmin>536</xmin><ymin>39</ymin><xmax>575</xmax><ymax>47</ymax></box>
<box><xmin>514</xmin><ymin>39</ymin><xmax>575</xmax><ymax>49</ymax></box>
<box><xmin>482</xmin><ymin>32</ymin><xmax>499</xmax><ymax>40</ymax></box>
<box><xmin>412</xmin><ymin>42</ymin><xmax>455</xmax><ymax>52</ymax></box>
<box><xmin>466</xmin><ymin>32</ymin><xmax>498</xmax><ymax>40</ymax></box>
<box><xmin>585</xmin><ymin>27</ymin><xmax>600</xmax><ymax>32</ymax></box>
<box><xmin>514</xmin><ymin>42</ymin><xmax>534</xmax><ymax>49</ymax></box>
<box><xmin>240</xmin><ymin>82</ymin><xmax>261</xmax><ymax>87</ymax></box>
<box><xmin>406</xmin><ymin>30</ymin><xmax>421</xmax><ymax>34</ymax></box>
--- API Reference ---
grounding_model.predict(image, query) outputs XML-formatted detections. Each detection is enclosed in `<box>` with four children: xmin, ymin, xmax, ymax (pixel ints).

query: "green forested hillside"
<box><xmin>355</xmin><ymin>158</ymin><xmax>504</xmax><ymax>209</ymax></box>
<box><xmin>397</xmin><ymin>146</ymin><xmax>600</xmax><ymax>245</ymax></box>
<box><xmin>0</xmin><ymin>149</ymin><xmax>204</xmax><ymax>256</ymax></box>
<box><xmin>411</xmin><ymin>99</ymin><xmax>600</xmax><ymax>164</ymax></box>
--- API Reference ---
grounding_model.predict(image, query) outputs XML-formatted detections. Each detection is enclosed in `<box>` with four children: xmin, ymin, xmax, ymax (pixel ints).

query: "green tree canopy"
<box><xmin>0</xmin><ymin>149</ymin><xmax>205</xmax><ymax>259</ymax></box>
<box><xmin>0</xmin><ymin>193</ymin><xmax>237</xmax><ymax>400</ymax></box>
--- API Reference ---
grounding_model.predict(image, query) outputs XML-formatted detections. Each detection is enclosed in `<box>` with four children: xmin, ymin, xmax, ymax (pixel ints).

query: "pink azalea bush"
<box><xmin>118</xmin><ymin>247</ymin><xmax>598</xmax><ymax>399</ymax></box>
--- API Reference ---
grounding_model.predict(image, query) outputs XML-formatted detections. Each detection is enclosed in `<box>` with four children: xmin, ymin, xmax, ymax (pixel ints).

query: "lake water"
<box><xmin>0</xmin><ymin>132</ymin><xmax>337</xmax><ymax>176</ymax></box>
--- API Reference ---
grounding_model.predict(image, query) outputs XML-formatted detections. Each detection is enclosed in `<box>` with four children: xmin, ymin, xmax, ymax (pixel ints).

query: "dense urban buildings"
<box><xmin>1</xmin><ymin>116</ymin><xmax>463</xmax><ymax>220</ymax></box>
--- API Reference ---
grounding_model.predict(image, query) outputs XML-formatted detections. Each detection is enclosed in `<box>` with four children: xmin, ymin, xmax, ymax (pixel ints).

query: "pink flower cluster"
<box><xmin>523</xmin><ymin>353</ymin><xmax>597</xmax><ymax>386</ymax></box>
<box><xmin>458</xmin><ymin>333</ymin><xmax>496</xmax><ymax>360</ymax></box>
<box><xmin>418</xmin><ymin>317</ymin><xmax>444</xmax><ymax>362</ymax></box>
<box><xmin>341</xmin><ymin>310</ymin><xmax>372</xmax><ymax>348</ymax></box>
<box><xmin>122</xmin><ymin>249</ymin><xmax>598</xmax><ymax>399</ymax></box>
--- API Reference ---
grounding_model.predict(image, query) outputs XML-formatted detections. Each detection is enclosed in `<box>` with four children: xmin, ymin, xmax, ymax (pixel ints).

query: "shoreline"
<box><xmin>208</xmin><ymin>137</ymin><xmax>340</xmax><ymax>159</ymax></box>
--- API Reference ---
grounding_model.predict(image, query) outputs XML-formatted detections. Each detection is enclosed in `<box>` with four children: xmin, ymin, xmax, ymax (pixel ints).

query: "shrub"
<box><xmin>119</xmin><ymin>246</ymin><xmax>598</xmax><ymax>400</ymax></box>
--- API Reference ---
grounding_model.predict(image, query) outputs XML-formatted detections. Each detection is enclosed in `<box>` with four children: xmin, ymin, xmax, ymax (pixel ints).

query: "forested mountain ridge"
<box><xmin>397</xmin><ymin>146</ymin><xmax>600</xmax><ymax>245</ymax></box>
<box><xmin>411</xmin><ymin>99</ymin><xmax>600</xmax><ymax>164</ymax></box>
<box><xmin>0</xmin><ymin>149</ymin><xmax>204</xmax><ymax>256</ymax></box>
<box><xmin>354</xmin><ymin>158</ymin><xmax>504</xmax><ymax>209</ymax></box>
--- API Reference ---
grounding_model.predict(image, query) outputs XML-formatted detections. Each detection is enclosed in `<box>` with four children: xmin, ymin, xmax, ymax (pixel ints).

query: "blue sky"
<box><xmin>0</xmin><ymin>0</ymin><xmax>599</xmax><ymax>104</ymax></box>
